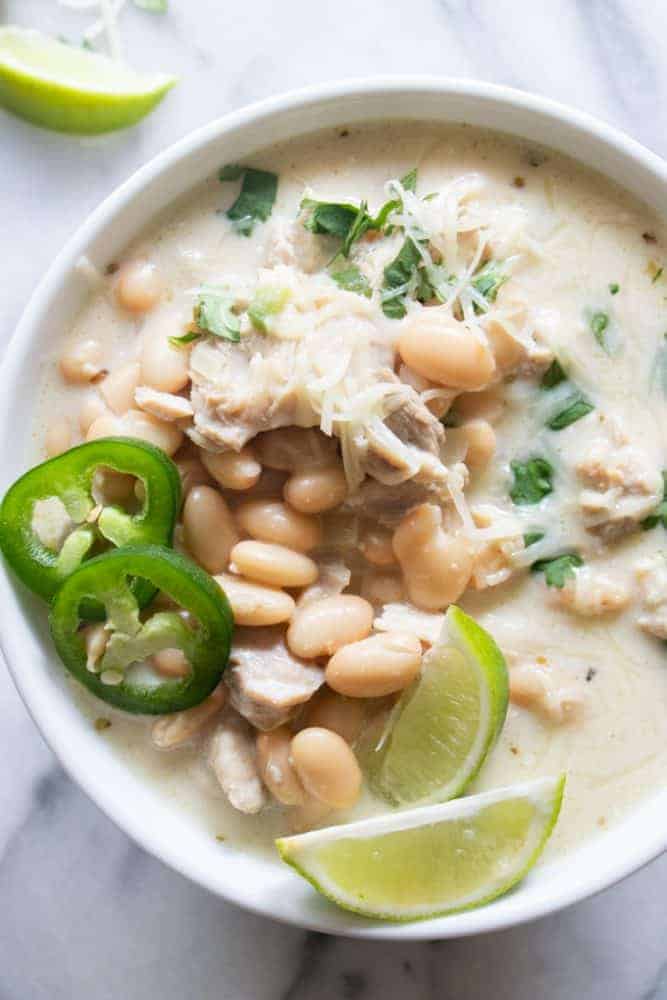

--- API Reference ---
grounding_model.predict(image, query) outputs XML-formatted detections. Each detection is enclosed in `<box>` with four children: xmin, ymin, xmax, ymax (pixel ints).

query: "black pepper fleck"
<box><xmin>585</xmin><ymin>668</ymin><xmax>597</xmax><ymax>683</ymax></box>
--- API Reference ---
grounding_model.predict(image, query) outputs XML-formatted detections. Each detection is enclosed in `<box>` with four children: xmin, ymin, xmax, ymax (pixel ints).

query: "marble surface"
<box><xmin>3</xmin><ymin>0</ymin><xmax>667</xmax><ymax>996</ymax></box>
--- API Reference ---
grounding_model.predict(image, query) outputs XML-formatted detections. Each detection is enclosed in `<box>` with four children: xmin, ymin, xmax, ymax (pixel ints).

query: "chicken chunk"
<box><xmin>187</xmin><ymin>275</ymin><xmax>449</xmax><ymax>494</ymax></box>
<box><xmin>551</xmin><ymin>566</ymin><xmax>630</xmax><ymax>617</ymax></box>
<box><xmin>469</xmin><ymin>505</ymin><xmax>525</xmax><ymax>590</ymax></box>
<box><xmin>343</xmin><ymin>476</ymin><xmax>449</xmax><ymax>526</ymax></box>
<box><xmin>509</xmin><ymin>662</ymin><xmax>586</xmax><ymax>724</ymax></box>
<box><xmin>134</xmin><ymin>386</ymin><xmax>194</xmax><ymax>422</ymax></box>
<box><xmin>297</xmin><ymin>557</ymin><xmax>351</xmax><ymax>606</ymax></box>
<box><xmin>208</xmin><ymin>711</ymin><xmax>266</xmax><ymax>814</ymax></box>
<box><xmin>264</xmin><ymin>218</ymin><xmax>333</xmax><ymax>274</ymax></box>
<box><xmin>225</xmin><ymin>627</ymin><xmax>325</xmax><ymax>730</ymax></box>
<box><xmin>576</xmin><ymin>420</ymin><xmax>662</xmax><ymax>542</ymax></box>
<box><xmin>635</xmin><ymin>554</ymin><xmax>667</xmax><ymax>639</ymax></box>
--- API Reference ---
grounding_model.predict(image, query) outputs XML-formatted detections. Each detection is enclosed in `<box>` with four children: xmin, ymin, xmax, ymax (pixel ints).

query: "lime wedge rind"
<box><xmin>277</xmin><ymin>774</ymin><xmax>565</xmax><ymax>922</ymax></box>
<box><xmin>371</xmin><ymin>605</ymin><xmax>509</xmax><ymax>807</ymax></box>
<box><xmin>0</xmin><ymin>27</ymin><xmax>176</xmax><ymax>134</ymax></box>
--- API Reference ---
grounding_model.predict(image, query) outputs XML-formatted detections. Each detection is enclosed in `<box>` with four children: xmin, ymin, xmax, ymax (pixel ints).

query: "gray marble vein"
<box><xmin>2</xmin><ymin>0</ymin><xmax>667</xmax><ymax>996</ymax></box>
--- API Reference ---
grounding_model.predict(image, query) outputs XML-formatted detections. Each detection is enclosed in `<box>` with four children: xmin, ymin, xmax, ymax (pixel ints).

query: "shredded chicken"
<box><xmin>509</xmin><ymin>662</ymin><xmax>586</xmax><ymax>724</ymax></box>
<box><xmin>186</xmin><ymin>269</ymin><xmax>449</xmax><ymax>497</ymax></box>
<box><xmin>635</xmin><ymin>554</ymin><xmax>667</xmax><ymax>639</ymax></box>
<box><xmin>577</xmin><ymin>419</ymin><xmax>662</xmax><ymax>542</ymax></box>
<box><xmin>343</xmin><ymin>476</ymin><xmax>449</xmax><ymax>526</ymax></box>
<box><xmin>297</xmin><ymin>557</ymin><xmax>351</xmax><ymax>606</ymax></box>
<box><xmin>208</xmin><ymin>710</ymin><xmax>266</xmax><ymax>814</ymax></box>
<box><xmin>552</xmin><ymin>566</ymin><xmax>630</xmax><ymax>617</ymax></box>
<box><xmin>225</xmin><ymin>627</ymin><xmax>325</xmax><ymax>730</ymax></box>
<box><xmin>470</xmin><ymin>505</ymin><xmax>525</xmax><ymax>590</ymax></box>
<box><xmin>373</xmin><ymin>602</ymin><xmax>444</xmax><ymax>645</ymax></box>
<box><xmin>134</xmin><ymin>386</ymin><xmax>194</xmax><ymax>422</ymax></box>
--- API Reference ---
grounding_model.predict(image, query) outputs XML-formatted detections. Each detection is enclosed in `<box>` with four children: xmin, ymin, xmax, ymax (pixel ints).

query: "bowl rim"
<box><xmin>2</xmin><ymin>74</ymin><xmax>667</xmax><ymax>940</ymax></box>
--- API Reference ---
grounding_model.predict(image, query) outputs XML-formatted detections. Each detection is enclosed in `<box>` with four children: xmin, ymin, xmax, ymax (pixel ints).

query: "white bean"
<box><xmin>100</xmin><ymin>361</ymin><xmax>141</xmax><ymax>415</ymax></box>
<box><xmin>45</xmin><ymin>418</ymin><xmax>72</xmax><ymax>458</ymax></box>
<box><xmin>283</xmin><ymin>465</ymin><xmax>348</xmax><ymax>514</ymax></box>
<box><xmin>236</xmin><ymin>500</ymin><xmax>322</xmax><ymax>552</ymax></box>
<box><xmin>183</xmin><ymin>486</ymin><xmax>238</xmax><ymax>573</ymax></box>
<box><xmin>256</xmin><ymin>727</ymin><xmax>306</xmax><ymax>806</ymax></box>
<box><xmin>59</xmin><ymin>338</ymin><xmax>105</xmax><ymax>384</ymax></box>
<box><xmin>398</xmin><ymin>310</ymin><xmax>496</xmax><ymax>390</ymax></box>
<box><xmin>140</xmin><ymin>307</ymin><xmax>190</xmax><ymax>393</ymax></box>
<box><xmin>230</xmin><ymin>540</ymin><xmax>318</xmax><ymax>588</ymax></box>
<box><xmin>393</xmin><ymin>503</ymin><xmax>474</xmax><ymax>611</ymax></box>
<box><xmin>201</xmin><ymin>447</ymin><xmax>262</xmax><ymax>491</ymax></box>
<box><xmin>290</xmin><ymin>727</ymin><xmax>362</xmax><ymax>809</ymax></box>
<box><xmin>287</xmin><ymin>595</ymin><xmax>374</xmax><ymax>659</ymax></box>
<box><xmin>78</xmin><ymin>395</ymin><xmax>108</xmax><ymax>434</ymax></box>
<box><xmin>214</xmin><ymin>573</ymin><xmax>295</xmax><ymax>626</ymax></box>
<box><xmin>115</xmin><ymin>259</ymin><xmax>163</xmax><ymax>314</ymax></box>
<box><xmin>326</xmin><ymin>632</ymin><xmax>422</xmax><ymax>698</ymax></box>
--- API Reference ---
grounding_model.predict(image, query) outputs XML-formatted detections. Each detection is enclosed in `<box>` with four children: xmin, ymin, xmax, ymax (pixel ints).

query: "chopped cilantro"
<box><xmin>194</xmin><ymin>286</ymin><xmax>240</xmax><ymax>342</ymax></box>
<box><xmin>547</xmin><ymin>392</ymin><xmax>594</xmax><ymax>431</ymax></box>
<box><xmin>590</xmin><ymin>310</ymin><xmax>610</xmax><ymax>348</ymax></box>
<box><xmin>653</xmin><ymin>266</ymin><xmax>664</xmax><ymax>284</ymax></box>
<box><xmin>609</xmin><ymin>282</ymin><xmax>620</xmax><ymax>295</ymax></box>
<box><xmin>531</xmin><ymin>552</ymin><xmax>583</xmax><ymax>588</ymax></box>
<box><xmin>301</xmin><ymin>169</ymin><xmax>417</xmax><ymax>258</ymax></box>
<box><xmin>510</xmin><ymin>457</ymin><xmax>554</xmax><ymax>505</ymax></box>
<box><xmin>168</xmin><ymin>330</ymin><xmax>201</xmax><ymax>349</ymax></box>
<box><xmin>221</xmin><ymin>167</ymin><xmax>278</xmax><ymax>236</ymax></box>
<box><xmin>472</xmin><ymin>261</ymin><xmax>508</xmax><ymax>305</ymax></box>
<box><xmin>642</xmin><ymin>470</ymin><xmax>667</xmax><ymax>530</ymax></box>
<box><xmin>302</xmin><ymin>199</ymin><xmax>361</xmax><ymax>239</ymax></box>
<box><xmin>523</xmin><ymin>531</ymin><xmax>545</xmax><ymax>547</ymax></box>
<box><xmin>330</xmin><ymin>264</ymin><xmax>372</xmax><ymax>298</ymax></box>
<box><xmin>132</xmin><ymin>0</ymin><xmax>168</xmax><ymax>11</ymax></box>
<box><xmin>381</xmin><ymin>238</ymin><xmax>423</xmax><ymax>318</ymax></box>
<box><xmin>400</xmin><ymin>167</ymin><xmax>418</xmax><ymax>193</ymax></box>
<box><xmin>247</xmin><ymin>286</ymin><xmax>290</xmax><ymax>333</ymax></box>
<box><xmin>541</xmin><ymin>359</ymin><xmax>567</xmax><ymax>389</ymax></box>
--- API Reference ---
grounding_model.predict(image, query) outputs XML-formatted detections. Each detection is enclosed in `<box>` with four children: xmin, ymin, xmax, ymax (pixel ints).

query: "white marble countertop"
<box><xmin>3</xmin><ymin>1</ymin><xmax>667</xmax><ymax>996</ymax></box>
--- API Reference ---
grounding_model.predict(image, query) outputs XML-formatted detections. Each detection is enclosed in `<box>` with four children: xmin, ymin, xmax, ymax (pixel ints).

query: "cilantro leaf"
<box><xmin>302</xmin><ymin>200</ymin><xmax>361</xmax><ymax>239</ymax></box>
<box><xmin>472</xmin><ymin>261</ymin><xmax>508</xmax><ymax>304</ymax></box>
<box><xmin>547</xmin><ymin>392</ymin><xmax>594</xmax><ymax>431</ymax></box>
<box><xmin>523</xmin><ymin>531</ymin><xmax>545</xmax><ymax>547</ymax></box>
<box><xmin>609</xmin><ymin>282</ymin><xmax>620</xmax><ymax>295</ymax></box>
<box><xmin>510</xmin><ymin>457</ymin><xmax>554</xmax><ymax>505</ymax></box>
<box><xmin>541</xmin><ymin>359</ymin><xmax>567</xmax><ymax>389</ymax></box>
<box><xmin>221</xmin><ymin>167</ymin><xmax>278</xmax><ymax>236</ymax></box>
<box><xmin>531</xmin><ymin>553</ymin><xmax>583</xmax><ymax>588</ymax></box>
<box><xmin>247</xmin><ymin>286</ymin><xmax>290</xmax><ymax>334</ymax></box>
<box><xmin>642</xmin><ymin>470</ymin><xmax>667</xmax><ymax>530</ymax></box>
<box><xmin>400</xmin><ymin>167</ymin><xmax>418</xmax><ymax>192</ymax></box>
<box><xmin>168</xmin><ymin>330</ymin><xmax>201</xmax><ymax>349</ymax></box>
<box><xmin>194</xmin><ymin>286</ymin><xmax>240</xmax><ymax>342</ymax></box>
<box><xmin>330</xmin><ymin>264</ymin><xmax>372</xmax><ymax>298</ymax></box>
<box><xmin>219</xmin><ymin>164</ymin><xmax>245</xmax><ymax>181</ymax></box>
<box><xmin>132</xmin><ymin>0</ymin><xmax>168</xmax><ymax>10</ymax></box>
<box><xmin>590</xmin><ymin>310</ymin><xmax>610</xmax><ymax>348</ymax></box>
<box><xmin>381</xmin><ymin>238</ymin><xmax>423</xmax><ymax>319</ymax></box>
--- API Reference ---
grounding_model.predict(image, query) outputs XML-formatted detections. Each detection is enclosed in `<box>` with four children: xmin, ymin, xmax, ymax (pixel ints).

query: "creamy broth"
<box><xmin>34</xmin><ymin>122</ymin><xmax>667</xmax><ymax>863</ymax></box>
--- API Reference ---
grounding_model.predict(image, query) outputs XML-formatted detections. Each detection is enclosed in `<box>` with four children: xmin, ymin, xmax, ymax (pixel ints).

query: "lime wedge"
<box><xmin>277</xmin><ymin>775</ymin><xmax>565</xmax><ymax>921</ymax></box>
<box><xmin>370</xmin><ymin>605</ymin><xmax>509</xmax><ymax>806</ymax></box>
<box><xmin>0</xmin><ymin>27</ymin><xmax>176</xmax><ymax>134</ymax></box>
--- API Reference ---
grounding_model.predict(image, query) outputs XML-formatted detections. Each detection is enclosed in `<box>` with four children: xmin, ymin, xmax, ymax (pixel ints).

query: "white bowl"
<box><xmin>1</xmin><ymin>77</ymin><xmax>666</xmax><ymax>940</ymax></box>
